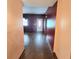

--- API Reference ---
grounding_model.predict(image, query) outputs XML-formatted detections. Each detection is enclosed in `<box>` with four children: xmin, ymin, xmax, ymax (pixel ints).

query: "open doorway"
<box><xmin>20</xmin><ymin>0</ymin><xmax>57</xmax><ymax>59</ymax></box>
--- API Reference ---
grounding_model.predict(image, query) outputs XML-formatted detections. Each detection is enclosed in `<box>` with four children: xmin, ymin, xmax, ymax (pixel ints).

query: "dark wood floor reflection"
<box><xmin>20</xmin><ymin>33</ymin><xmax>57</xmax><ymax>59</ymax></box>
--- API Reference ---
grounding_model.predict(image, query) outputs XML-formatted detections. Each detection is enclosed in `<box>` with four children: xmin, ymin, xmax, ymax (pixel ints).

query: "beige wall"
<box><xmin>7</xmin><ymin>0</ymin><xmax>24</xmax><ymax>59</ymax></box>
<box><xmin>54</xmin><ymin>0</ymin><xmax>71</xmax><ymax>59</ymax></box>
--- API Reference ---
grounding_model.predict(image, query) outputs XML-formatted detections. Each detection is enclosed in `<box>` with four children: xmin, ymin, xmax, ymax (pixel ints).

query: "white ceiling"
<box><xmin>23</xmin><ymin>7</ymin><xmax>48</xmax><ymax>14</ymax></box>
<box><xmin>23</xmin><ymin>0</ymin><xmax>57</xmax><ymax>14</ymax></box>
<box><xmin>23</xmin><ymin>0</ymin><xmax>57</xmax><ymax>7</ymax></box>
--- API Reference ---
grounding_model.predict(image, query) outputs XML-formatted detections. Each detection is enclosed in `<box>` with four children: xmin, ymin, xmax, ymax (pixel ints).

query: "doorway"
<box><xmin>20</xmin><ymin>1</ymin><xmax>57</xmax><ymax>59</ymax></box>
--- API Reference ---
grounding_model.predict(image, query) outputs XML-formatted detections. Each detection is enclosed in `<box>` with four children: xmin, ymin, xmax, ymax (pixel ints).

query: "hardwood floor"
<box><xmin>19</xmin><ymin>33</ymin><xmax>57</xmax><ymax>59</ymax></box>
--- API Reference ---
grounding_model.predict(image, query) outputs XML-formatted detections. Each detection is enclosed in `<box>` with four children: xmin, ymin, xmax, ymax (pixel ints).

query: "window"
<box><xmin>36</xmin><ymin>18</ymin><xmax>43</xmax><ymax>32</ymax></box>
<box><xmin>47</xmin><ymin>19</ymin><xmax>56</xmax><ymax>29</ymax></box>
<box><xmin>23</xmin><ymin>18</ymin><xmax>28</xmax><ymax>26</ymax></box>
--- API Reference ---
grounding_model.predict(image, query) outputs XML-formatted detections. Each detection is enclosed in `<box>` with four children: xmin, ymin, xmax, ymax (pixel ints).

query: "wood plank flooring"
<box><xmin>19</xmin><ymin>33</ymin><xmax>57</xmax><ymax>59</ymax></box>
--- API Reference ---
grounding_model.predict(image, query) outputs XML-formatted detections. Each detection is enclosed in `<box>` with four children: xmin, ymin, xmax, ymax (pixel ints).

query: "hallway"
<box><xmin>20</xmin><ymin>1</ymin><xmax>57</xmax><ymax>59</ymax></box>
<box><xmin>7</xmin><ymin>0</ymin><xmax>71</xmax><ymax>59</ymax></box>
<box><xmin>20</xmin><ymin>33</ymin><xmax>57</xmax><ymax>59</ymax></box>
